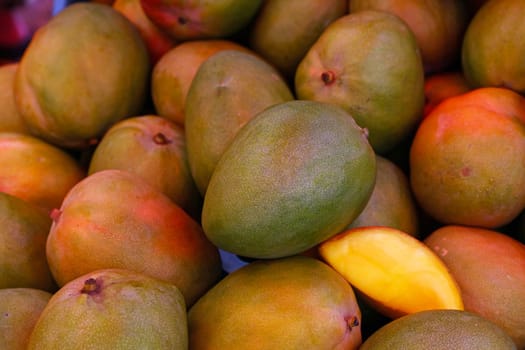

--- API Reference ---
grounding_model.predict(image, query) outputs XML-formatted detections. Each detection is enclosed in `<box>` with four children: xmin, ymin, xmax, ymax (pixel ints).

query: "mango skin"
<box><xmin>0</xmin><ymin>132</ymin><xmax>85</xmax><ymax>214</ymax></box>
<box><xmin>140</xmin><ymin>0</ymin><xmax>263</xmax><ymax>40</ymax></box>
<box><xmin>88</xmin><ymin>115</ymin><xmax>202</xmax><ymax>219</ymax></box>
<box><xmin>462</xmin><ymin>0</ymin><xmax>525</xmax><ymax>94</ymax></box>
<box><xmin>27</xmin><ymin>269</ymin><xmax>188</xmax><ymax>350</ymax></box>
<box><xmin>185</xmin><ymin>49</ymin><xmax>294</xmax><ymax>196</ymax></box>
<box><xmin>295</xmin><ymin>10</ymin><xmax>425</xmax><ymax>154</ymax></box>
<box><xmin>188</xmin><ymin>256</ymin><xmax>362</xmax><ymax>349</ymax></box>
<box><xmin>0</xmin><ymin>192</ymin><xmax>55</xmax><ymax>291</ymax></box>
<box><xmin>424</xmin><ymin>225</ymin><xmax>525</xmax><ymax>349</ymax></box>
<box><xmin>0</xmin><ymin>288</ymin><xmax>52</xmax><ymax>350</ymax></box>
<box><xmin>46</xmin><ymin>169</ymin><xmax>222</xmax><ymax>307</ymax></box>
<box><xmin>14</xmin><ymin>2</ymin><xmax>149</xmax><ymax>149</ymax></box>
<box><xmin>360</xmin><ymin>309</ymin><xmax>516</xmax><ymax>350</ymax></box>
<box><xmin>202</xmin><ymin>100</ymin><xmax>376</xmax><ymax>259</ymax></box>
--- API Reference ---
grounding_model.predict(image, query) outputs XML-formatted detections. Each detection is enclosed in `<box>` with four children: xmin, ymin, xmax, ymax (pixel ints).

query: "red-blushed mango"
<box><xmin>0</xmin><ymin>132</ymin><xmax>85</xmax><ymax>214</ymax></box>
<box><xmin>248</xmin><ymin>0</ymin><xmax>347</xmax><ymax>80</ymax></box>
<box><xmin>189</xmin><ymin>256</ymin><xmax>362</xmax><ymax>349</ymax></box>
<box><xmin>202</xmin><ymin>100</ymin><xmax>376</xmax><ymax>259</ymax></box>
<box><xmin>349</xmin><ymin>0</ymin><xmax>469</xmax><ymax>74</ymax></box>
<box><xmin>360</xmin><ymin>309</ymin><xmax>516</xmax><ymax>350</ymax></box>
<box><xmin>424</xmin><ymin>225</ymin><xmax>525</xmax><ymax>349</ymax></box>
<box><xmin>45</xmin><ymin>169</ymin><xmax>222</xmax><ymax>307</ymax></box>
<box><xmin>0</xmin><ymin>288</ymin><xmax>52</xmax><ymax>350</ymax></box>
<box><xmin>462</xmin><ymin>0</ymin><xmax>525</xmax><ymax>94</ymax></box>
<box><xmin>410</xmin><ymin>95</ymin><xmax>525</xmax><ymax>228</ymax></box>
<box><xmin>113</xmin><ymin>0</ymin><xmax>177</xmax><ymax>65</ymax></box>
<box><xmin>140</xmin><ymin>0</ymin><xmax>262</xmax><ymax>41</ymax></box>
<box><xmin>185</xmin><ymin>49</ymin><xmax>294</xmax><ymax>196</ymax></box>
<box><xmin>151</xmin><ymin>39</ymin><xmax>253</xmax><ymax>126</ymax></box>
<box><xmin>27</xmin><ymin>269</ymin><xmax>187</xmax><ymax>349</ymax></box>
<box><xmin>428</xmin><ymin>86</ymin><xmax>525</xmax><ymax>125</ymax></box>
<box><xmin>295</xmin><ymin>10</ymin><xmax>425</xmax><ymax>154</ymax></box>
<box><xmin>14</xmin><ymin>2</ymin><xmax>150</xmax><ymax>149</ymax></box>
<box><xmin>0</xmin><ymin>192</ymin><xmax>55</xmax><ymax>291</ymax></box>
<box><xmin>88</xmin><ymin>115</ymin><xmax>202</xmax><ymax>220</ymax></box>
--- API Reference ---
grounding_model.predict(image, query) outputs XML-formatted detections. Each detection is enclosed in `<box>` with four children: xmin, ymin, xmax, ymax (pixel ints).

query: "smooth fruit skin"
<box><xmin>346</xmin><ymin>155</ymin><xmax>419</xmax><ymax>236</ymax></box>
<box><xmin>0</xmin><ymin>288</ymin><xmax>52</xmax><ymax>350</ymax></box>
<box><xmin>248</xmin><ymin>0</ymin><xmax>347</xmax><ymax>80</ymax></box>
<box><xmin>0</xmin><ymin>132</ymin><xmax>85</xmax><ymax>214</ymax></box>
<box><xmin>27</xmin><ymin>269</ymin><xmax>188</xmax><ymax>350</ymax></box>
<box><xmin>295</xmin><ymin>10</ymin><xmax>425</xmax><ymax>154</ymax></box>
<box><xmin>185</xmin><ymin>49</ymin><xmax>294</xmax><ymax>196</ymax></box>
<box><xmin>202</xmin><ymin>100</ymin><xmax>376</xmax><ymax>259</ymax></box>
<box><xmin>14</xmin><ymin>2</ymin><xmax>150</xmax><ymax>149</ymax></box>
<box><xmin>425</xmin><ymin>225</ymin><xmax>525</xmax><ymax>349</ymax></box>
<box><xmin>189</xmin><ymin>256</ymin><xmax>362</xmax><ymax>349</ymax></box>
<box><xmin>0</xmin><ymin>192</ymin><xmax>55</xmax><ymax>291</ymax></box>
<box><xmin>113</xmin><ymin>0</ymin><xmax>177</xmax><ymax>65</ymax></box>
<box><xmin>46</xmin><ymin>169</ymin><xmax>222</xmax><ymax>307</ymax></box>
<box><xmin>349</xmin><ymin>0</ymin><xmax>469</xmax><ymax>74</ymax></box>
<box><xmin>360</xmin><ymin>309</ymin><xmax>517</xmax><ymax>350</ymax></box>
<box><xmin>423</xmin><ymin>71</ymin><xmax>471</xmax><ymax>117</ymax></box>
<box><xmin>88</xmin><ymin>115</ymin><xmax>202</xmax><ymax>219</ymax></box>
<box><xmin>409</xmin><ymin>102</ymin><xmax>525</xmax><ymax>228</ymax></box>
<box><xmin>0</xmin><ymin>63</ymin><xmax>30</xmax><ymax>134</ymax></box>
<box><xmin>140</xmin><ymin>0</ymin><xmax>263</xmax><ymax>41</ymax></box>
<box><xmin>462</xmin><ymin>0</ymin><xmax>525</xmax><ymax>94</ymax></box>
<box><xmin>151</xmin><ymin>39</ymin><xmax>253</xmax><ymax>126</ymax></box>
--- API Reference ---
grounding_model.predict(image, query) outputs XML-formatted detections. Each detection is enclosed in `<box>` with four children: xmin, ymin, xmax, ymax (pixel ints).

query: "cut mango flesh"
<box><xmin>319</xmin><ymin>226</ymin><xmax>463</xmax><ymax>318</ymax></box>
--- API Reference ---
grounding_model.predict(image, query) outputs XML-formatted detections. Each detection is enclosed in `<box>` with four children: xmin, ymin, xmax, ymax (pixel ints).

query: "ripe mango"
<box><xmin>27</xmin><ymin>269</ymin><xmax>188</xmax><ymax>349</ymax></box>
<box><xmin>46</xmin><ymin>169</ymin><xmax>222</xmax><ymax>306</ymax></box>
<box><xmin>188</xmin><ymin>256</ymin><xmax>362</xmax><ymax>349</ymax></box>
<box><xmin>0</xmin><ymin>192</ymin><xmax>55</xmax><ymax>291</ymax></box>
<box><xmin>0</xmin><ymin>288</ymin><xmax>52</xmax><ymax>350</ymax></box>
<box><xmin>360</xmin><ymin>309</ymin><xmax>516</xmax><ymax>349</ymax></box>
<box><xmin>202</xmin><ymin>100</ymin><xmax>376</xmax><ymax>259</ymax></box>
<box><xmin>185</xmin><ymin>49</ymin><xmax>294</xmax><ymax>195</ymax></box>
<box><xmin>425</xmin><ymin>225</ymin><xmax>525</xmax><ymax>348</ymax></box>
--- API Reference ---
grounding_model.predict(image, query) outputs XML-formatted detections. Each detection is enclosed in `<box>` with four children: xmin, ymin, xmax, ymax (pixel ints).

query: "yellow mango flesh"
<box><xmin>319</xmin><ymin>226</ymin><xmax>463</xmax><ymax>318</ymax></box>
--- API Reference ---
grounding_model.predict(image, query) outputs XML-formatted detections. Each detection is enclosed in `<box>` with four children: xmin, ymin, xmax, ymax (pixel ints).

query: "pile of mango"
<box><xmin>1</xmin><ymin>0</ymin><xmax>525</xmax><ymax>349</ymax></box>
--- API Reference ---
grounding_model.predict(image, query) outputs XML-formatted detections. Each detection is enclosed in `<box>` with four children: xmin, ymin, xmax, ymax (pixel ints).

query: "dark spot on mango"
<box><xmin>81</xmin><ymin>278</ymin><xmax>101</xmax><ymax>295</ymax></box>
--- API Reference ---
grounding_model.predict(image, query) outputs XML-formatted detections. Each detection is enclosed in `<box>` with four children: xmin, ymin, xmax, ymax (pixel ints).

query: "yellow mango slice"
<box><xmin>319</xmin><ymin>226</ymin><xmax>463</xmax><ymax>318</ymax></box>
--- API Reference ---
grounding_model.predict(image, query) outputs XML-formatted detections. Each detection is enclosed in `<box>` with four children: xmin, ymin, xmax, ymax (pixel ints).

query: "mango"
<box><xmin>0</xmin><ymin>192</ymin><xmax>55</xmax><ymax>291</ymax></box>
<box><xmin>185</xmin><ymin>49</ymin><xmax>294</xmax><ymax>195</ymax></box>
<box><xmin>0</xmin><ymin>63</ymin><xmax>30</xmax><ymax>134</ymax></box>
<box><xmin>295</xmin><ymin>10</ymin><xmax>425</xmax><ymax>154</ymax></box>
<box><xmin>46</xmin><ymin>169</ymin><xmax>222</xmax><ymax>306</ymax></box>
<box><xmin>462</xmin><ymin>0</ymin><xmax>525</xmax><ymax>94</ymax></box>
<box><xmin>248</xmin><ymin>0</ymin><xmax>347</xmax><ymax>80</ymax></box>
<box><xmin>360</xmin><ymin>309</ymin><xmax>516</xmax><ymax>349</ymax></box>
<box><xmin>27</xmin><ymin>268</ymin><xmax>188</xmax><ymax>349</ymax></box>
<box><xmin>424</xmin><ymin>225</ymin><xmax>525</xmax><ymax>348</ymax></box>
<box><xmin>0</xmin><ymin>288</ymin><xmax>52</xmax><ymax>350</ymax></box>
<box><xmin>0</xmin><ymin>132</ymin><xmax>85</xmax><ymax>214</ymax></box>
<box><xmin>188</xmin><ymin>256</ymin><xmax>362</xmax><ymax>349</ymax></box>
<box><xmin>202</xmin><ymin>100</ymin><xmax>376</xmax><ymax>259</ymax></box>
<box><xmin>14</xmin><ymin>2</ymin><xmax>149</xmax><ymax>149</ymax></box>
<box><xmin>88</xmin><ymin>115</ymin><xmax>202</xmax><ymax>219</ymax></box>
<box><xmin>151</xmin><ymin>39</ymin><xmax>253</xmax><ymax>126</ymax></box>
<box><xmin>347</xmin><ymin>155</ymin><xmax>419</xmax><ymax>236</ymax></box>
<box><xmin>140</xmin><ymin>0</ymin><xmax>263</xmax><ymax>41</ymax></box>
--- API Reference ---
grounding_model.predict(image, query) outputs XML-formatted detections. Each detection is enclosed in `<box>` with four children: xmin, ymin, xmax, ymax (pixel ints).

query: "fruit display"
<box><xmin>1</xmin><ymin>0</ymin><xmax>525</xmax><ymax>348</ymax></box>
